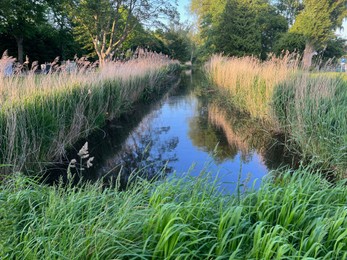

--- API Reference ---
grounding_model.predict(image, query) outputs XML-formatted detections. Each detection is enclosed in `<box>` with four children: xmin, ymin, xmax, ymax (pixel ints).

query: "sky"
<box><xmin>336</xmin><ymin>22</ymin><xmax>347</xmax><ymax>39</ymax></box>
<box><xmin>177</xmin><ymin>0</ymin><xmax>193</xmax><ymax>23</ymax></box>
<box><xmin>176</xmin><ymin>0</ymin><xmax>347</xmax><ymax>39</ymax></box>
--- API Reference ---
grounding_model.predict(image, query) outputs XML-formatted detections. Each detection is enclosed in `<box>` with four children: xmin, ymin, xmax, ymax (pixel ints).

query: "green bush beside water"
<box><xmin>2</xmin><ymin>169</ymin><xmax>347</xmax><ymax>259</ymax></box>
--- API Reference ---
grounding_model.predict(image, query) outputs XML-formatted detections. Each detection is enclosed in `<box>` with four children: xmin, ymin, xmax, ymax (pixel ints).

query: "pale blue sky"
<box><xmin>177</xmin><ymin>0</ymin><xmax>192</xmax><ymax>22</ymax></box>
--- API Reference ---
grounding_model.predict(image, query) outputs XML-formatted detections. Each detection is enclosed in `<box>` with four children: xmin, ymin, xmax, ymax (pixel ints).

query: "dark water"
<box><xmin>46</xmin><ymin>71</ymin><xmax>296</xmax><ymax>193</ymax></box>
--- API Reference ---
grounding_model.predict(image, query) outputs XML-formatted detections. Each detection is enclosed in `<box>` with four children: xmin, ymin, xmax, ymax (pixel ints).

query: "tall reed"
<box><xmin>0</xmin><ymin>50</ymin><xmax>179</xmax><ymax>173</ymax></box>
<box><xmin>2</xmin><ymin>167</ymin><xmax>347</xmax><ymax>259</ymax></box>
<box><xmin>206</xmin><ymin>53</ymin><xmax>298</xmax><ymax>121</ymax></box>
<box><xmin>273</xmin><ymin>73</ymin><xmax>347</xmax><ymax>175</ymax></box>
<box><xmin>207</xmin><ymin>54</ymin><xmax>347</xmax><ymax>176</ymax></box>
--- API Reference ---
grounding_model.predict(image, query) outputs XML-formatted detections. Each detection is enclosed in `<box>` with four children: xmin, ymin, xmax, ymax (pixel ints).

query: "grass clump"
<box><xmin>2</xmin><ymin>168</ymin><xmax>347</xmax><ymax>259</ymax></box>
<box><xmin>0</xmin><ymin>50</ymin><xmax>179</xmax><ymax>173</ymax></box>
<box><xmin>273</xmin><ymin>73</ymin><xmax>347</xmax><ymax>175</ymax></box>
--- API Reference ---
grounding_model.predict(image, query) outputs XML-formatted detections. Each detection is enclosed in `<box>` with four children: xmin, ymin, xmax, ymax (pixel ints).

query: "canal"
<box><xmin>46</xmin><ymin>70</ymin><xmax>295</xmax><ymax>193</ymax></box>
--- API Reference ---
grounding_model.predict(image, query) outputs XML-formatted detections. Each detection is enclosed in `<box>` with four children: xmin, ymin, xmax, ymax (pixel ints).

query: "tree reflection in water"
<box><xmin>96</xmin><ymin>115</ymin><xmax>179</xmax><ymax>189</ymax></box>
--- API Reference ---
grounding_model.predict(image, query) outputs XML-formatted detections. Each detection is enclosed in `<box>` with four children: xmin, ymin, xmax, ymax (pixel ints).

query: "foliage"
<box><xmin>273</xmin><ymin>0</ymin><xmax>303</xmax><ymax>26</ymax></box>
<box><xmin>3</xmin><ymin>168</ymin><xmax>347</xmax><ymax>258</ymax></box>
<box><xmin>321</xmin><ymin>37</ymin><xmax>347</xmax><ymax>61</ymax></box>
<box><xmin>214</xmin><ymin>0</ymin><xmax>262</xmax><ymax>57</ymax></box>
<box><xmin>273</xmin><ymin>32</ymin><xmax>306</xmax><ymax>55</ymax></box>
<box><xmin>290</xmin><ymin>0</ymin><xmax>347</xmax><ymax>68</ymax></box>
<box><xmin>0</xmin><ymin>0</ymin><xmax>49</xmax><ymax>63</ymax></box>
<box><xmin>191</xmin><ymin>0</ymin><xmax>287</xmax><ymax>60</ymax></box>
<box><xmin>155</xmin><ymin>25</ymin><xmax>193</xmax><ymax>62</ymax></box>
<box><xmin>64</xmin><ymin>0</ymin><xmax>177</xmax><ymax>65</ymax></box>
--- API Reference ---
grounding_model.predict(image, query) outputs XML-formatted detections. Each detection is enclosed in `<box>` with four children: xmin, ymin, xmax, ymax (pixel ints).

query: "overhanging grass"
<box><xmin>2</xmin><ymin>168</ymin><xmax>347</xmax><ymax>259</ymax></box>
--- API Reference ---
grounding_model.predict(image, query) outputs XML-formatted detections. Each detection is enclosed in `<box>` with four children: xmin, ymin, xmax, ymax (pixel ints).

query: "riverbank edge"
<box><xmin>0</xmin><ymin>62</ymin><xmax>181</xmax><ymax>175</ymax></box>
<box><xmin>206</xmin><ymin>56</ymin><xmax>347</xmax><ymax>178</ymax></box>
<box><xmin>2</xmin><ymin>166</ymin><xmax>347</xmax><ymax>258</ymax></box>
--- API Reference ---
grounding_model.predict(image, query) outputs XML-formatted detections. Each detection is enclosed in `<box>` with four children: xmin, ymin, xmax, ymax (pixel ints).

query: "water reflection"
<box><xmin>46</xmin><ymin>71</ymin><xmax>297</xmax><ymax>193</ymax></box>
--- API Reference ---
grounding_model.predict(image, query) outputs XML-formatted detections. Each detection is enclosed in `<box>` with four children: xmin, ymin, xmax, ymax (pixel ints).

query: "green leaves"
<box><xmin>290</xmin><ymin>0</ymin><xmax>347</xmax><ymax>48</ymax></box>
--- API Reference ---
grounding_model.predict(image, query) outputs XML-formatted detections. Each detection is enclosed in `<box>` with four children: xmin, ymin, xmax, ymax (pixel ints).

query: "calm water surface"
<box><xmin>48</xmin><ymin>71</ymin><xmax>293</xmax><ymax>193</ymax></box>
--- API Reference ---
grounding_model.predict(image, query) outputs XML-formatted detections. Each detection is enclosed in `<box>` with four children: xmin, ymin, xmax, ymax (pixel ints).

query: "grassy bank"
<box><xmin>273</xmin><ymin>73</ymin><xmax>347</xmax><ymax>175</ymax></box>
<box><xmin>2</xmin><ymin>168</ymin><xmax>347</xmax><ymax>259</ymax></box>
<box><xmin>206</xmin><ymin>54</ymin><xmax>298</xmax><ymax>121</ymax></box>
<box><xmin>207</xmin><ymin>55</ymin><xmax>347</xmax><ymax>176</ymax></box>
<box><xmin>0</xmin><ymin>51</ymin><xmax>179</xmax><ymax>173</ymax></box>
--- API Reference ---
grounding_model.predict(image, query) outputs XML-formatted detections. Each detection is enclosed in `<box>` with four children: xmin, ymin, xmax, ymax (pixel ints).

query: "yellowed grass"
<box><xmin>206</xmin><ymin>53</ymin><xmax>299</xmax><ymax>120</ymax></box>
<box><xmin>0</xmin><ymin>50</ymin><xmax>176</xmax><ymax>106</ymax></box>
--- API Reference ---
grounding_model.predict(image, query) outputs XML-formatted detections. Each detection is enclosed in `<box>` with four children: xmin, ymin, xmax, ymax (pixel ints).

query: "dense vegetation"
<box><xmin>0</xmin><ymin>0</ymin><xmax>192</xmax><ymax>64</ymax></box>
<box><xmin>1</xmin><ymin>0</ymin><xmax>347</xmax><ymax>259</ymax></box>
<box><xmin>191</xmin><ymin>0</ymin><xmax>346</xmax><ymax>64</ymax></box>
<box><xmin>207</xmin><ymin>54</ymin><xmax>347</xmax><ymax>177</ymax></box>
<box><xmin>2</xmin><ymin>168</ymin><xmax>347</xmax><ymax>259</ymax></box>
<box><xmin>0</xmin><ymin>51</ymin><xmax>179</xmax><ymax>173</ymax></box>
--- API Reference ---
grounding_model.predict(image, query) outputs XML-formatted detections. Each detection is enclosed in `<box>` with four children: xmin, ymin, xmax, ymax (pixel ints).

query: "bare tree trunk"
<box><xmin>15</xmin><ymin>35</ymin><xmax>24</xmax><ymax>64</ymax></box>
<box><xmin>302</xmin><ymin>41</ymin><xmax>316</xmax><ymax>70</ymax></box>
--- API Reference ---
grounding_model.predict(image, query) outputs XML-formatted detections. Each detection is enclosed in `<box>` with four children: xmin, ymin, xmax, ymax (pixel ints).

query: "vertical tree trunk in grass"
<box><xmin>302</xmin><ymin>41</ymin><xmax>316</xmax><ymax>70</ymax></box>
<box><xmin>15</xmin><ymin>35</ymin><xmax>24</xmax><ymax>64</ymax></box>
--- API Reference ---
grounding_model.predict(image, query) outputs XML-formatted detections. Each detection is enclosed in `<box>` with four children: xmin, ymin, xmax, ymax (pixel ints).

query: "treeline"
<box><xmin>0</xmin><ymin>0</ymin><xmax>192</xmax><ymax>64</ymax></box>
<box><xmin>1</xmin><ymin>0</ymin><xmax>346</xmax><ymax>67</ymax></box>
<box><xmin>191</xmin><ymin>0</ymin><xmax>347</xmax><ymax>66</ymax></box>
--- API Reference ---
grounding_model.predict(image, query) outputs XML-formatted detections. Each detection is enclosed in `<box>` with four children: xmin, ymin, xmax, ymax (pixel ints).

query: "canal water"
<box><xmin>46</xmin><ymin>71</ymin><xmax>295</xmax><ymax>193</ymax></box>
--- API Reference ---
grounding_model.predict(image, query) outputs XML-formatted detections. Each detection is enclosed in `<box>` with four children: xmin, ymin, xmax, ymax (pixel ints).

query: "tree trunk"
<box><xmin>15</xmin><ymin>35</ymin><xmax>24</xmax><ymax>64</ymax></box>
<box><xmin>302</xmin><ymin>41</ymin><xmax>316</xmax><ymax>70</ymax></box>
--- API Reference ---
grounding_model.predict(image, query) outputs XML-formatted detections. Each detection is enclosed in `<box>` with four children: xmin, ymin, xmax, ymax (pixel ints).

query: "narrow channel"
<box><xmin>46</xmin><ymin>70</ymin><xmax>295</xmax><ymax>193</ymax></box>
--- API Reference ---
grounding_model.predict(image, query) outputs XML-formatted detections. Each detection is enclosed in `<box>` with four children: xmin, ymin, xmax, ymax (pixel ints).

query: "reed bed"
<box><xmin>206</xmin><ymin>53</ymin><xmax>299</xmax><ymax>121</ymax></box>
<box><xmin>2</xmin><ymin>167</ymin><xmax>347</xmax><ymax>259</ymax></box>
<box><xmin>207</xmin><ymin>54</ymin><xmax>347</xmax><ymax>176</ymax></box>
<box><xmin>0</xmin><ymin>50</ymin><xmax>179</xmax><ymax>173</ymax></box>
<box><xmin>273</xmin><ymin>73</ymin><xmax>347</xmax><ymax>175</ymax></box>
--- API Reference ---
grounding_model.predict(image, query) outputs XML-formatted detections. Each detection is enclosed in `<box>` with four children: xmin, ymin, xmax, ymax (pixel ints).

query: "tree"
<box><xmin>66</xmin><ymin>0</ymin><xmax>178</xmax><ymax>65</ymax></box>
<box><xmin>0</xmin><ymin>0</ymin><xmax>49</xmax><ymax>63</ymax></box>
<box><xmin>193</xmin><ymin>0</ymin><xmax>287</xmax><ymax>59</ymax></box>
<box><xmin>290</xmin><ymin>0</ymin><xmax>347</xmax><ymax>69</ymax></box>
<box><xmin>214</xmin><ymin>0</ymin><xmax>262</xmax><ymax>57</ymax></box>
<box><xmin>155</xmin><ymin>25</ymin><xmax>193</xmax><ymax>62</ymax></box>
<box><xmin>272</xmin><ymin>0</ymin><xmax>303</xmax><ymax>26</ymax></box>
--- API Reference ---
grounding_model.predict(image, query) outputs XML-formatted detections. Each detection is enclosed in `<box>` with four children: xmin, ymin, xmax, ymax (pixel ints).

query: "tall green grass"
<box><xmin>273</xmin><ymin>73</ymin><xmax>347</xmax><ymax>175</ymax></box>
<box><xmin>2</xmin><ymin>168</ymin><xmax>347</xmax><ymax>259</ymax></box>
<box><xmin>0</xmin><ymin>51</ymin><xmax>179</xmax><ymax>173</ymax></box>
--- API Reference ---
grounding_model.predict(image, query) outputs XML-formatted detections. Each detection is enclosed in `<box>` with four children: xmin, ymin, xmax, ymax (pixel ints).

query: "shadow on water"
<box><xmin>44</xmin><ymin>69</ymin><xmax>299</xmax><ymax>192</ymax></box>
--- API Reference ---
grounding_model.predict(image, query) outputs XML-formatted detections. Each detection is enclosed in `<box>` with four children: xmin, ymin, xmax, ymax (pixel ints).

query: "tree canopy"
<box><xmin>290</xmin><ymin>0</ymin><xmax>347</xmax><ymax>68</ymax></box>
<box><xmin>64</xmin><ymin>0</ymin><xmax>178</xmax><ymax>65</ymax></box>
<box><xmin>191</xmin><ymin>0</ymin><xmax>288</xmax><ymax>61</ymax></box>
<box><xmin>0</xmin><ymin>0</ymin><xmax>49</xmax><ymax>63</ymax></box>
